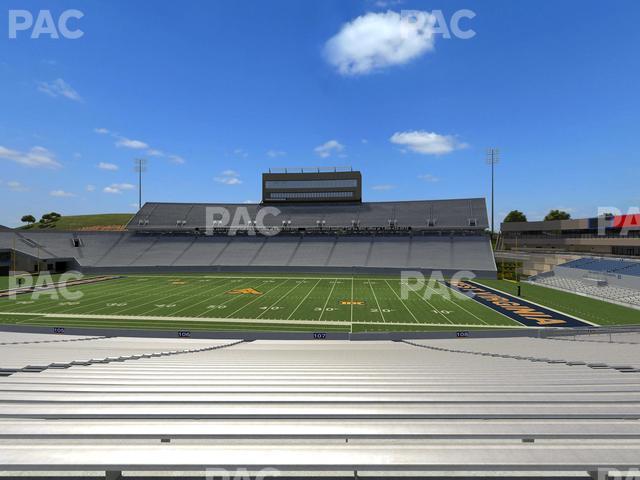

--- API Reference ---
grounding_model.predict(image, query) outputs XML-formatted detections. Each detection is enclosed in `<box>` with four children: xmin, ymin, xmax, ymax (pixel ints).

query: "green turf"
<box><xmin>0</xmin><ymin>274</ymin><xmax>523</xmax><ymax>332</ymax></box>
<box><xmin>19</xmin><ymin>213</ymin><xmax>133</xmax><ymax>231</ymax></box>
<box><xmin>474</xmin><ymin>279</ymin><xmax>640</xmax><ymax>326</ymax></box>
<box><xmin>0</xmin><ymin>273</ymin><xmax>636</xmax><ymax>333</ymax></box>
<box><xmin>0</xmin><ymin>274</ymin><xmax>63</xmax><ymax>291</ymax></box>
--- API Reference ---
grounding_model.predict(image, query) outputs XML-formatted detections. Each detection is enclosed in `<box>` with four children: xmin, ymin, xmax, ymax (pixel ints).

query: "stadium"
<box><xmin>2</xmin><ymin>1</ymin><xmax>640</xmax><ymax>477</ymax></box>
<box><xmin>1</xmin><ymin>168</ymin><xmax>640</xmax><ymax>478</ymax></box>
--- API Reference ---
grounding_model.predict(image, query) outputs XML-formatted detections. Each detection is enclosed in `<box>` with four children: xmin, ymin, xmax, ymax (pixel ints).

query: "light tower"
<box><xmin>486</xmin><ymin>148</ymin><xmax>500</xmax><ymax>234</ymax></box>
<box><xmin>134</xmin><ymin>158</ymin><xmax>147</xmax><ymax>210</ymax></box>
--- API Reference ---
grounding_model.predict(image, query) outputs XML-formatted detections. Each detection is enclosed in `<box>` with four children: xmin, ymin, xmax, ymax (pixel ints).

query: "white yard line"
<box><xmin>467</xmin><ymin>280</ymin><xmax>599</xmax><ymax>327</ymax></box>
<box><xmin>404</xmin><ymin>283</ymin><xmax>455</xmax><ymax>325</ymax></box>
<box><xmin>384</xmin><ymin>279</ymin><xmax>419</xmax><ymax>323</ymax></box>
<box><xmin>194</xmin><ymin>280</ymin><xmax>275</xmax><ymax>318</ymax></box>
<box><xmin>0</xmin><ymin>278</ymin><xmax>137</xmax><ymax>315</ymax></box>
<box><xmin>164</xmin><ymin>278</ymin><xmax>239</xmax><ymax>316</ymax></box>
<box><xmin>427</xmin><ymin>282</ymin><xmax>489</xmax><ymax>325</ymax></box>
<box><xmin>104</xmin><ymin>277</ymin><xmax>229</xmax><ymax>317</ymax></box>
<box><xmin>367</xmin><ymin>280</ymin><xmax>386</xmax><ymax>323</ymax></box>
<box><xmin>318</xmin><ymin>279</ymin><xmax>338</xmax><ymax>321</ymax></box>
<box><xmin>55</xmin><ymin>278</ymin><xmax>158</xmax><ymax>314</ymax></box>
<box><xmin>224</xmin><ymin>280</ymin><xmax>289</xmax><ymax>318</ymax></box>
<box><xmin>256</xmin><ymin>281</ymin><xmax>305</xmax><ymax>319</ymax></box>
<box><xmin>350</xmin><ymin>277</ymin><xmax>354</xmax><ymax>323</ymax></box>
<box><xmin>0</xmin><ymin>311</ymin><xmax>526</xmax><ymax>328</ymax></box>
<box><xmin>287</xmin><ymin>279</ymin><xmax>322</xmax><ymax>320</ymax></box>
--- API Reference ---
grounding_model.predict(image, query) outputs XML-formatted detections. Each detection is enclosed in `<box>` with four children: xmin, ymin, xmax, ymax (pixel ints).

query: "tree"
<box><xmin>20</xmin><ymin>215</ymin><xmax>36</xmax><ymax>224</ymax></box>
<box><xmin>40</xmin><ymin>212</ymin><xmax>62</xmax><ymax>224</ymax></box>
<box><xmin>503</xmin><ymin>210</ymin><xmax>527</xmax><ymax>223</ymax></box>
<box><xmin>544</xmin><ymin>209</ymin><xmax>571</xmax><ymax>221</ymax></box>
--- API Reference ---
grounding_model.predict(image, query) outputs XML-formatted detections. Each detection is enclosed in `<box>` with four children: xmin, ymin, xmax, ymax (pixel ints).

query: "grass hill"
<box><xmin>20</xmin><ymin>214</ymin><xmax>133</xmax><ymax>231</ymax></box>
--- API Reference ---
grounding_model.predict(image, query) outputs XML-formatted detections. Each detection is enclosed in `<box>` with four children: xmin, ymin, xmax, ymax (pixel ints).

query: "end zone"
<box><xmin>446</xmin><ymin>280</ymin><xmax>596</xmax><ymax>328</ymax></box>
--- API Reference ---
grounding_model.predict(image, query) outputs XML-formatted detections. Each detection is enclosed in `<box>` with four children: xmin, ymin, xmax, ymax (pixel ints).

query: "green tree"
<box><xmin>503</xmin><ymin>210</ymin><xmax>527</xmax><ymax>223</ymax></box>
<box><xmin>40</xmin><ymin>212</ymin><xmax>62</xmax><ymax>224</ymax></box>
<box><xmin>544</xmin><ymin>209</ymin><xmax>571</xmax><ymax>221</ymax></box>
<box><xmin>20</xmin><ymin>215</ymin><xmax>36</xmax><ymax>224</ymax></box>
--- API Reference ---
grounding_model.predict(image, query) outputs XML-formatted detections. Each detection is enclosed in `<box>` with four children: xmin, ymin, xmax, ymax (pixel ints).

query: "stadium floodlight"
<box><xmin>486</xmin><ymin>148</ymin><xmax>500</xmax><ymax>234</ymax></box>
<box><xmin>134</xmin><ymin>158</ymin><xmax>147</xmax><ymax>211</ymax></box>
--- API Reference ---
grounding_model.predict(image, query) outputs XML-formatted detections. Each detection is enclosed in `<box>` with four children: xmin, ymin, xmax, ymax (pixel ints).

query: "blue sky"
<box><xmin>1</xmin><ymin>0</ymin><xmax>639</xmax><ymax>227</ymax></box>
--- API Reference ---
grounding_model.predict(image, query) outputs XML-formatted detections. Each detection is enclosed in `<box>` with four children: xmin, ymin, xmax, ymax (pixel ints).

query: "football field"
<box><xmin>0</xmin><ymin>274</ymin><xmax>523</xmax><ymax>332</ymax></box>
<box><xmin>0</xmin><ymin>274</ymin><xmax>635</xmax><ymax>333</ymax></box>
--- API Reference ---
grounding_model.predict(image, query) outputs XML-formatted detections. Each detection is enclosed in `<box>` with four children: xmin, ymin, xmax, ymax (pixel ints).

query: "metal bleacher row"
<box><xmin>531</xmin><ymin>275</ymin><xmax>640</xmax><ymax>307</ymax></box>
<box><xmin>0</xmin><ymin>231</ymin><xmax>497</xmax><ymax>273</ymax></box>
<box><xmin>1</xmin><ymin>334</ymin><xmax>640</xmax><ymax>478</ymax></box>
<box><xmin>128</xmin><ymin>198</ymin><xmax>489</xmax><ymax>231</ymax></box>
<box><xmin>561</xmin><ymin>257</ymin><xmax>640</xmax><ymax>277</ymax></box>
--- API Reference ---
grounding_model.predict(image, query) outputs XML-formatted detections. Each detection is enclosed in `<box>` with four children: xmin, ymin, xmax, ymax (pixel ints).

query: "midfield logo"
<box><xmin>227</xmin><ymin>288</ymin><xmax>263</xmax><ymax>295</ymax></box>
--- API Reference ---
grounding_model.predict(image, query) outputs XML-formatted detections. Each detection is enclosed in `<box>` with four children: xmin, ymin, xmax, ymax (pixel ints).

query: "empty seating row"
<box><xmin>560</xmin><ymin>257</ymin><xmax>640</xmax><ymax>276</ymax></box>
<box><xmin>128</xmin><ymin>198</ymin><xmax>489</xmax><ymax>231</ymax></box>
<box><xmin>532</xmin><ymin>275</ymin><xmax>640</xmax><ymax>307</ymax></box>
<box><xmin>1</xmin><ymin>232</ymin><xmax>497</xmax><ymax>273</ymax></box>
<box><xmin>0</xmin><ymin>337</ymin><xmax>639</xmax><ymax>477</ymax></box>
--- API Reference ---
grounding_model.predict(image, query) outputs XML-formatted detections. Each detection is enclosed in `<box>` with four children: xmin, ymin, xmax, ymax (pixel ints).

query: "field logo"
<box><xmin>340</xmin><ymin>300</ymin><xmax>365</xmax><ymax>305</ymax></box>
<box><xmin>5</xmin><ymin>271</ymin><xmax>84</xmax><ymax>301</ymax></box>
<box><xmin>400</xmin><ymin>270</ymin><xmax>476</xmax><ymax>301</ymax></box>
<box><xmin>227</xmin><ymin>288</ymin><xmax>263</xmax><ymax>295</ymax></box>
<box><xmin>205</xmin><ymin>206</ymin><xmax>281</xmax><ymax>236</ymax></box>
<box><xmin>8</xmin><ymin>9</ymin><xmax>84</xmax><ymax>39</ymax></box>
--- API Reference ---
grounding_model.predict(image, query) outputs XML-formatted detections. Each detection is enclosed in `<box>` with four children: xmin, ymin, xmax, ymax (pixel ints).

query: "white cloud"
<box><xmin>324</xmin><ymin>10</ymin><xmax>435</xmax><ymax>75</ymax></box>
<box><xmin>5</xmin><ymin>180</ymin><xmax>29</xmax><ymax>192</ymax></box>
<box><xmin>103</xmin><ymin>183</ymin><xmax>135</xmax><ymax>194</ymax></box>
<box><xmin>418</xmin><ymin>173</ymin><xmax>440</xmax><ymax>182</ymax></box>
<box><xmin>373</xmin><ymin>0</ymin><xmax>404</xmax><ymax>7</ymax></box>
<box><xmin>86</xmin><ymin>184</ymin><xmax>96</xmax><ymax>192</ymax></box>
<box><xmin>95</xmin><ymin>128</ymin><xmax>185</xmax><ymax>164</ymax></box>
<box><xmin>115</xmin><ymin>137</ymin><xmax>149</xmax><ymax>150</ymax></box>
<box><xmin>98</xmin><ymin>162</ymin><xmax>119</xmax><ymax>171</ymax></box>
<box><xmin>50</xmin><ymin>189</ymin><xmax>76</xmax><ymax>197</ymax></box>
<box><xmin>233</xmin><ymin>148</ymin><xmax>248</xmax><ymax>158</ymax></box>
<box><xmin>267</xmin><ymin>149</ymin><xmax>286</xmax><ymax>158</ymax></box>
<box><xmin>390</xmin><ymin>131</ymin><xmax>467</xmax><ymax>155</ymax></box>
<box><xmin>37</xmin><ymin>78</ymin><xmax>82</xmax><ymax>102</ymax></box>
<box><xmin>0</xmin><ymin>145</ymin><xmax>61</xmax><ymax>168</ymax></box>
<box><xmin>214</xmin><ymin>170</ymin><xmax>242</xmax><ymax>185</ymax></box>
<box><xmin>371</xmin><ymin>184</ymin><xmax>395</xmax><ymax>191</ymax></box>
<box><xmin>314</xmin><ymin>140</ymin><xmax>344</xmax><ymax>158</ymax></box>
<box><xmin>216</xmin><ymin>177</ymin><xmax>242</xmax><ymax>185</ymax></box>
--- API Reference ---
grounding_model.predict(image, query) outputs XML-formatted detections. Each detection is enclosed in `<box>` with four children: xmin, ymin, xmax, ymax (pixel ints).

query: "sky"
<box><xmin>1</xmin><ymin>0</ymin><xmax>639</xmax><ymax>227</ymax></box>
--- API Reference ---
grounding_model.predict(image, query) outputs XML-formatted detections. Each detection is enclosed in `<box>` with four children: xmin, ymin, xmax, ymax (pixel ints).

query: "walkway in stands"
<box><xmin>0</xmin><ymin>335</ymin><xmax>640</xmax><ymax>478</ymax></box>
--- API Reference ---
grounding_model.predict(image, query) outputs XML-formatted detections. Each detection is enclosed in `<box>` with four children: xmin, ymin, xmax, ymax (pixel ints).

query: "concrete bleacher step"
<box><xmin>2</xmin><ymin>335</ymin><xmax>640</xmax><ymax>477</ymax></box>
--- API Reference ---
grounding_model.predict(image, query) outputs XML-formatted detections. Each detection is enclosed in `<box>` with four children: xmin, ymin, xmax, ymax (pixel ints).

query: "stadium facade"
<box><xmin>0</xmin><ymin>169</ymin><xmax>497</xmax><ymax>277</ymax></box>
<box><xmin>501</xmin><ymin>214</ymin><xmax>640</xmax><ymax>257</ymax></box>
